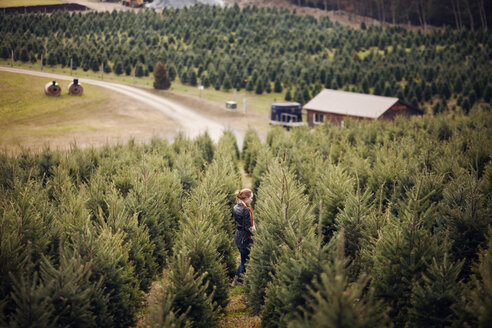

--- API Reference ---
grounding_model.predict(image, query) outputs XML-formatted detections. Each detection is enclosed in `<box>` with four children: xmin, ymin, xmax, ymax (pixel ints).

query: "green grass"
<box><xmin>0</xmin><ymin>0</ymin><xmax>63</xmax><ymax>7</ymax></box>
<box><xmin>0</xmin><ymin>71</ymin><xmax>106</xmax><ymax>126</ymax></box>
<box><xmin>0</xmin><ymin>70</ymin><xmax>121</xmax><ymax>148</ymax></box>
<box><xmin>219</xmin><ymin>285</ymin><xmax>260</xmax><ymax>328</ymax></box>
<box><xmin>171</xmin><ymin>83</ymin><xmax>284</xmax><ymax>115</ymax></box>
<box><xmin>0</xmin><ymin>60</ymin><xmax>288</xmax><ymax>115</ymax></box>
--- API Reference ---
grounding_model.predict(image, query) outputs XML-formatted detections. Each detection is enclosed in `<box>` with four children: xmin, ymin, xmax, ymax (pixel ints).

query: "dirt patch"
<box><xmin>68</xmin><ymin>0</ymin><xmax>134</xmax><ymax>12</ymax></box>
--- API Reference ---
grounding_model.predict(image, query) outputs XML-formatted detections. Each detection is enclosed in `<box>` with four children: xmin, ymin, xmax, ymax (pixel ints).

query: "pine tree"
<box><xmin>217</xmin><ymin>129</ymin><xmax>240</xmax><ymax>162</ymax></box>
<box><xmin>192</xmin><ymin>132</ymin><xmax>215</xmax><ymax>170</ymax></box>
<box><xmin>214</xmin><ymin>77</ymin><xmax>221</xmax><ymax>91</ymax></box>
<box><xmin>103</xmin><ymin>61</ymin><xmax>112</xmax><ymax>73</ymax></box>
<box><xmin>250</xmin><ymin>147</ymin><xmax>274</xmax><ymax>197</ymax></box>
<box><xmin>463</xmin><ymin>227</ymin><xmax>492</xmax><ymax>328</ymax></box>
<box><xmin>146</xmin><ymin>275</ymin><xmax>191</xmax><ymax>328</ymax></box>
<box><xmin>154</xmin><ymin>61</ymin><xmax>171</xmax><ymax>90</ymax></box>
<box><xmin>201</xmin><ymin>72</ymin><xmax>210</xmax><ymax>88</ymax></box>
<box><xmin>135</xmin><ymin>63</ymin><xmax>145</xmax><ymax>77</ymax></box>
<box><xmin>90</xmin><ymin>56</ymin><xmax>100</xmax><ymax>72</ymax></box>
<box><xmin>335</xmin><ymin>183</ymin><xmax>374</xmax><ymax>280</ymax></box>
<box><xmin>20</xmin><ymin>47</ymin><xmax>29</xmax><ymax>62</ymax></box>
<box><xmin>125</xmin><ymin>163</ymin><xmax>183</xmax><ymax>272</ymax></box>
<box><xmin>483</xmin><ymin>84</ymin><xmax>492</xmax><ymax>103</ymax></box>
<box><xmin>164</xmin><ymin>253</ymin><xmax>216</xmax><ymax>327</ymax></box>
<box><xmin>284</xmin><ymin>89</ymin><xmax>292</xmax><ymax>101</ymax></box>
<box><xmin>189</xmin><ymin>156</ymin><xmax>240</xmax><ymax>277</ymax></box>
<box><xmin>274</xmin><ymin>78</ymin><xmax>283</xmax><ymax>93</ymax></box>
<box><xmin>370</xmin><ymin>180</ymin><xmax>446</xmax><ymax>327</ymax></box>
<box><xmin>39</xmin><ymin>249</ymin><xmax>110</xmax><ymax>327</ymax></box>
<box><xmin>173</xmin><ymin>168</ymin><xmax>232</xmax><ymax>311</ymax></box>
<box><xmin>289</xmin><ymin>232</ymin><xmax>390</xmax><ymax>328</ymax></box>
<box><xmin>47</xmin><ymin>51</ymin><xmax>58</xmax><ymax>66</ymax></box>
<box><xmin>77</xmin><ymin>227</ymin><xmax>142</xmax><ymax>328</ymax></box>
<box><xmin>261</xmin><ymin>216</ymin><xmax>329</xmax><ymax>327</ymax></box>
<box><xmin>241</xmin><ymin>128</ymin><xmax>262</xmax><ymax>175</ymax></box>
<box><xmin>173</xmin><ymin>150</ymin><xmax>198</xmax><ymax>193</ymax></box>
<box><xmin>168</xmin><ymin>64</ymin><xmax>177</xmax><ymax>81</ymax></box>
<box><xmin>0</xmin><ymin>178</ymin><xmax>52</xmax><ymax>317</ymax></box>
<box><xmin>246</xmin><ymin>79</ymin><xmax>254</xmax><ymax>92</ymax></box>
<box><xmin>113</xmin><ymin>60</ymin><xmax>124</xmax><ymax>75</ymax></box>
<box><xmin>314</xmin><ymin>164</ymin><xmax>354</xmax><ymax>244</ymax></box>
<box><xmin>462</xmin><ymin>97</ymin><xmax>471</xmax><ymax>113</ymax></box>
<box><xmin>7</xmin><ymin>270</ymin><xmax>55</xmax><ymax>328</ymax></box>
<box><xmin>124</xmin><ymin>63</ymin><xmax>132</xmax><ymax>76</ymax></box>
<box><xmin>244</xmin><ymin>161</ymin><xmax>316</xmax><ymax>314</ymax></box>
<box><xmin>180</xmin><ymin>69</ymin><xmax>188</xmax><ymax>84</ymax></box>
<box><xmin>408</xmin><ymin>254</ymin><xmax>464</xmax><ymax>327</ymax></box>
<box><xmin>222</xmin><ymin>74</ymin><xmax>232</xmax><ymax>90</ymax></box>
<box><xmin>97</xmin><ymin>188</ymin><xmax>158</xmax><ymax>292</ymax></box>
<box><xmin>439</xmin><ymin>172</ymin><xmax>492</xmax><ymax>278</ymax></box>
<box><xmin>189</xmin><ymin>70</ymin><xmax>198</xmax><ymax>86</ymax></box>
<box><xmin>255</xmin><ymin>79</ymin><xmax>264</xmax><ymax>94</ymax></box>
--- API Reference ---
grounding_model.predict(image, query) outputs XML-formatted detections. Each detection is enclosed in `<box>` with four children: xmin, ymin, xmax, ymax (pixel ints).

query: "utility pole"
<box><xmin>101</xmin><ymin>63</ymin><xmax>104</xmax><ymax>80</ymax></box>
<box><xmin>11</xmin><ymin>50</ymin><xmax>13</xmax><ymax>67</ymax></box>
<box><xmin>70</xmin><ymin>58</ymin><xmax>73</xmax><ymax>76</ymax></box>
<box><xmin>40</xmin><ymin>54</ymin><xmax>43</xmax><ymax>71</ymax></box>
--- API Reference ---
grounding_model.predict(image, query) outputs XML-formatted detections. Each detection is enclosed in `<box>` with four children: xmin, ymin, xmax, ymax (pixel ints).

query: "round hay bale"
<box><xmin>44</xmin><ymin>81</ymin><xmax>61</xmax><ymax>96</ymax></box>
<box><xmin>68</xmin><ymin>79</ymin><xmax>83</xmax><ymax>96</ymax></box>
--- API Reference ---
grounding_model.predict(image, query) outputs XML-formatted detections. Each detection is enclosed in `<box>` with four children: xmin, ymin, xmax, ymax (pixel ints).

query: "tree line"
<box><xmin>289</xmin><ymin>0</ymin><xmax>490</xmax><ymax>30</ymax></box>
<box><xmin>0</xmin><ymin>5</ymin><xmax>491</xmax><ymax>112</ymax></box>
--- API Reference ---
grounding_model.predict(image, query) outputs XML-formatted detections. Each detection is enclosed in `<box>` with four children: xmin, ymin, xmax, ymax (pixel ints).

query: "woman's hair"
<box><xmin>235</xmin><ymin>188</ymin><xmax>252</xmax><ymax>202</ymax></box>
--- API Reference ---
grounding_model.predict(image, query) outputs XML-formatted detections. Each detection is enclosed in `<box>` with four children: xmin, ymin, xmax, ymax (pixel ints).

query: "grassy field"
<box><xmin>0</xmin><ymin>0</ymin><xmax>63</xmax><ymax>7</ymax></box>
<box><xmin>0</xmin><ymin>70</ymin><xmax>176</xmax><ymax>152</ymax></box>
<box><xmin>0</xmin><ymin>60</ymin><xmax>286</xmax><ymax>115</ymax></box>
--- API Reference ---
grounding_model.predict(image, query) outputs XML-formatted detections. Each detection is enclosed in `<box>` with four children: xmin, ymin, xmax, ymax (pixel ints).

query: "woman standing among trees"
<box><xmin>231</xmin><ymin>188</ymin><xmax>256</xmax><ymax>286</ymax></box>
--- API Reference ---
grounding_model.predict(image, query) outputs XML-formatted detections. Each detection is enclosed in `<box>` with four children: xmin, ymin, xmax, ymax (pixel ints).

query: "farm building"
<box><xmin>303</xmin><ymin>89</ymin><xmax>423</xmax><ymax>127</ymax></box>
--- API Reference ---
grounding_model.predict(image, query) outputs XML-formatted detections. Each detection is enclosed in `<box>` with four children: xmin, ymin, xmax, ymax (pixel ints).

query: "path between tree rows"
<box><xmin>219</xmin><ymin>286</ymin><xmax>260</xmax><ymax>328</ymax></box>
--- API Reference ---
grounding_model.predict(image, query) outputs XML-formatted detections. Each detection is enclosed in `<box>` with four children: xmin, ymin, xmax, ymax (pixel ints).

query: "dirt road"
<box><xmin>0</xmin><ymin>66</ymin><xmax>245</xmax><ymax>148</ymax></box>
<box><xmin>68</xmin><ymin>0</ymin><xmax>131</xmax><ymax>12</ymax></box>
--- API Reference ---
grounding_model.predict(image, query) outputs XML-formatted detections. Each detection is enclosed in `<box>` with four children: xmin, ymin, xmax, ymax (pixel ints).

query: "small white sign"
<box><xmin>198</xmin><ymin>85</ymin><xmax>204</xmax><ymax>90</ymax></box>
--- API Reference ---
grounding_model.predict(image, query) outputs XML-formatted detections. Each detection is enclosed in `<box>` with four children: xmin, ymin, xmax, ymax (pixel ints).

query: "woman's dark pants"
<box><xmin>236</xmin><ymin>246</ymin><xmax>250</xmax><ymax>282</ymax></box>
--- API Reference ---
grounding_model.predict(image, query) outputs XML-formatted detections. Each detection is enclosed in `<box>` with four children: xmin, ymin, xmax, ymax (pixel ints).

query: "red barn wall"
<box><xmin>380</xmin><ymin>101</ymin><xmax>423</xmax><ymax>120</ymax></box>
<box><xmin>306</xmin><ymin>101</ymin><xmax>422</xmax><ymax>128</ymax></box>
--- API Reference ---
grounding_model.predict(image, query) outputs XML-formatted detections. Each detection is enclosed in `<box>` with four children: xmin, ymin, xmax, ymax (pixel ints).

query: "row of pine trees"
<box><xmin>241</xmin><ymin>109</ymin><xmax>492</xmax><ymax>327</ymax></box>
<box><xmin>1</xmin><ymin>108</ymin><xmax>491</xmax><ymax>327</ymax></box>
<box><xmin>1</xmin><ymin>7</ymin><xmax>491</xmax><ymax>111</ymax></box>
<box><xmin>0</xmin><ymin>131</ymin><xmax>241</xmax><ymax>327</ymax></box>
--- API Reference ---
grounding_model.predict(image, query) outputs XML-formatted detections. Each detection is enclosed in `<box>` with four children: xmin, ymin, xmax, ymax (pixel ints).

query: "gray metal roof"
<box><xmin>303</xmin><ymin>89</ymin><xmax>399</xmax><ymax>119</ymax></box>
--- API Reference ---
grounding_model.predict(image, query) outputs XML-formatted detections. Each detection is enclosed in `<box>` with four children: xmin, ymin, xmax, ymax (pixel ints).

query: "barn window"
<box><xmin>314</xmin><ymin>113</ymin><xmax>324</xmax><ymax>124</ymax></box>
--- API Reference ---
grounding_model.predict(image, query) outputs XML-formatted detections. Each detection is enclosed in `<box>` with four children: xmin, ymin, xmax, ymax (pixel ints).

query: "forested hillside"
<box><xmin>1</xmin><ymin>110</ymin><xmax>491</xmax><ymax>327</ymax></box>
<box><xmin>1</xmin><ymin>6</ymin><xmax>491</xmax><ymax>112</ymax></box>
<box><xmin>286</xmin><ymin>0</ymin><xmax>491</xmax><ymax>30</ymax></box>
